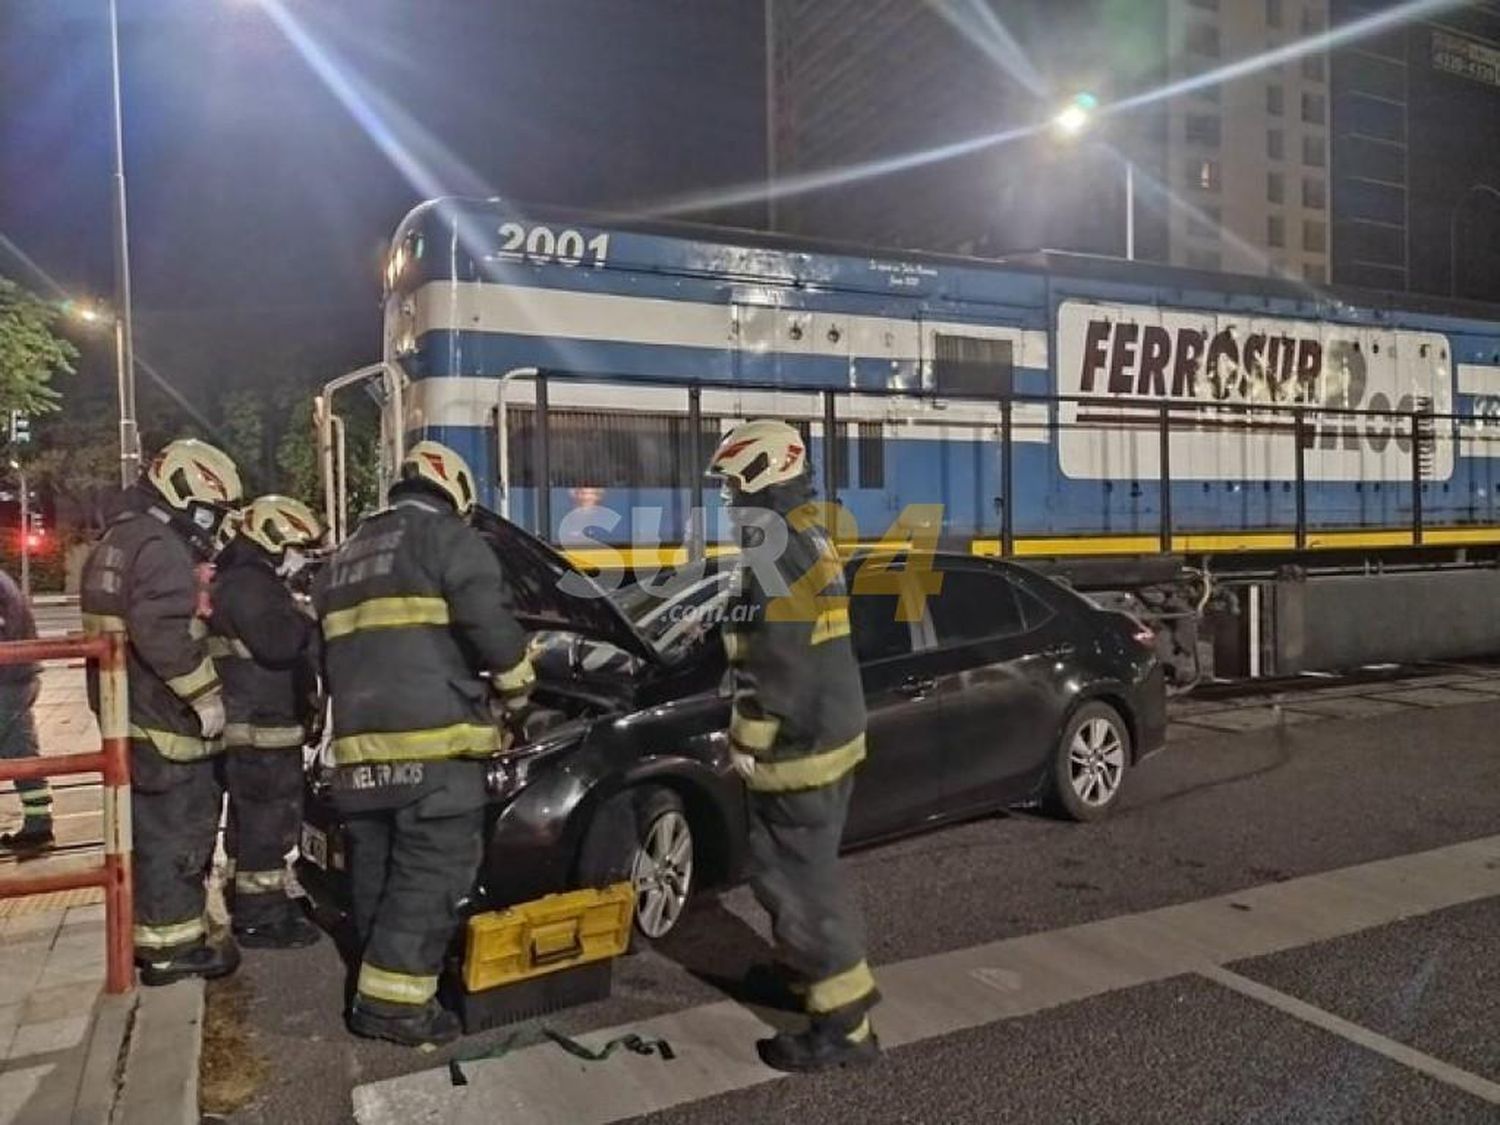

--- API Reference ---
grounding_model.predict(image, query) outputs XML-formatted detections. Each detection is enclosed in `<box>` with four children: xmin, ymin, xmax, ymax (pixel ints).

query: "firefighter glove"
<box><xmin>193</xmin><ymin>692</ymin><xmax>226</xmax><ymax>740</ymax></box>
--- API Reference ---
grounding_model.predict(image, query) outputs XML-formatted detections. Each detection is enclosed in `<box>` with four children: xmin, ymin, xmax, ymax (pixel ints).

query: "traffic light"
<box><xmin>23</xmin><ymin>512</ymin><xmax>45</xmax><ymax>553</ymax></box>
<box><xmin>8</xmin><ymin>412</ymin><xmax>30</xmax><ymax>446</ymax></box>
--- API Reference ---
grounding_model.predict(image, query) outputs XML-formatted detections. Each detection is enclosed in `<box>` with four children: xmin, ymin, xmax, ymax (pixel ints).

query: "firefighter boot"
<box><xmin>739</xmin><ymin>962</ymin><xmax>806</xmax><ymax>1012</ymax></box>
<box><xmin>138</xmin><ymin>938</ymin><xmax>242</xmax><ymax>987</ymax></box>
<box><xmin>0</xmin><ymin>824</ymin><xmax>55</xmax><ymax>856</ymax></box>
<box><xmin>757</xmin><ymin>1016</ymin><xmax>881</xmax><ymax>1073</ymax></box>
<box><xmin>234</xmin><ymin>912</ymin><xmax>322</xmax><ymax>950</ymax></box>
<box><xmin>348</xmin><ymin>998</ymin><xmax>461</xmax><ymax>1048</ymax></box>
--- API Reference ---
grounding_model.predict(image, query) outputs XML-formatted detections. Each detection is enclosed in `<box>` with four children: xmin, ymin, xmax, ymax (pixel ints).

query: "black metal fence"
<box><xmin>510</xmin><ymin>370</ymin><xmax>1491</xmax><ymax>556</ymax></box>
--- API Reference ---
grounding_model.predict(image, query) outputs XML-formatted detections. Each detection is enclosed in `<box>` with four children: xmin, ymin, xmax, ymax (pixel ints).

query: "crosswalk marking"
<box><xmin>352</xmin><ymin>834</ymin><xmax>1500</xmax><ymax>1125</ymax></box>
<box><xmin>1202</xmin><ymin>966</ymin><xmax>1500</xmax><ymax>1105</ymax></box>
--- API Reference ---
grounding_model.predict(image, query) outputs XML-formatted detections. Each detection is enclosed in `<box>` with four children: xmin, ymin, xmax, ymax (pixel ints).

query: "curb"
<box><xmin>114</xmin><ymin>979</ymin><xmax>205</xmax><ymax>1125</ymax></box>
<box><xmin>72</xmin><ymin>992</ymin><xmax>136</xmax><ymax>1125</ymax></box>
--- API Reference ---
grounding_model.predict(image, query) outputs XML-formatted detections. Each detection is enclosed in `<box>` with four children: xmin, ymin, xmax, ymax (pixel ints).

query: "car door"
<box><xmin>922</xmin><ymin>562</ymin><xmax>1066</xmax><ymax>809</ymax></box>
<box><xmin>842</xmin><ymin>584</ymin><xmax>960</xmax><ymax>843</ymax></box>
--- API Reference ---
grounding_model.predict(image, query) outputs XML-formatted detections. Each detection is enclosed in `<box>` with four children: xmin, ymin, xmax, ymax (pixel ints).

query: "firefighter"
<box><xmin>708</xmin><ymin>419</ymin><xmax>881</xmax><ymax>1072</ymax></box>
<box><xmin>314</xmin><ymin>440</ymin><xmax>533</xmax><ymax>1048</ymax></box>
<box><xmin>210</xmin><ymin>495</ymin><xmax>324</xmax><ymax>950</ymax></box>
<box><xmin>0</xmin><ymin>566</ymin><xmax>50</xmax><ymax>853</ymax></box>
<box><xmin>81</xmin><ymin>438</ymin><xmax>244</xmax><ymax>985</ymax></box>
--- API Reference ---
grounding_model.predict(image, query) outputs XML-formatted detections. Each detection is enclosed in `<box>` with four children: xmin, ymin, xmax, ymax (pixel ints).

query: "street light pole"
<box><xmin>1450</xmin><ymin>183</ymin><xmax>1500</xmax><ymax>298</ymax></box>
<box><xmin>764</xmin><ymin>0</ymin><xmax>777</xmax><ymax>232</ymax></box>
<box><xmin>10</xmin><ymin>462</ymin><xmax>28</xmax><ymax>600</ymax></box>
<box><xmin>107</xmin><ymin>0</ymin><xmax>140</xmax><ymax>487</ymax></box>
<box><xmin>1053</xmin><ymin>93</ymin><xmax>1136</xmax><ymax>262</ymax></box>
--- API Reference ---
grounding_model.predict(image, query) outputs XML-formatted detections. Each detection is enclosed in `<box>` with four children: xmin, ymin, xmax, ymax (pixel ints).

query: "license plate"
<box><xmin>300</xmin><ymin>823</ymin><xmax>328</xmax><ymax>870</ymax></box>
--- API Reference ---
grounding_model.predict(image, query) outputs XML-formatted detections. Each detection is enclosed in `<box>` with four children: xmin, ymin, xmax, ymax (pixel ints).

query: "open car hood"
<box><xmin>471</xmin><ymin>508</ymin><xmax>658</xmax><ymax>664</ymax></box>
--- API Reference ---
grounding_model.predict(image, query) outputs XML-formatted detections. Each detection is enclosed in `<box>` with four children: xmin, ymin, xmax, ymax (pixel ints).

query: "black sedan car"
<box><xmin>298</xmin><ymin>512</ymin><xmax>1166</xmax><ymax>942</ymax></box>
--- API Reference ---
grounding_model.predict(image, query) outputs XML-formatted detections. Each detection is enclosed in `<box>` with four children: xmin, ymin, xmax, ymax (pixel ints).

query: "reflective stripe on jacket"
<box><xmin>723</xmin><ymin>500</ymin><xmax>867</xmax><ymax>792</ymax></box>
<box><xmin>313</xmin><ymin>498</ymin><xmax>531</xmax><ymax>768</ymax></box>
<box><xmin>81</xmin><ymin>498</ymin><xmax>220</xmax><ymax>762</ymax></box>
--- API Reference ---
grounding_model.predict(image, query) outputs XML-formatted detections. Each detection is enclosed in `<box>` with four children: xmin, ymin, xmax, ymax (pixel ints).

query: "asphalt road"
<box><xmin>212</xmin><ymin>682</ymin><xmax>1500</xmax><ymax>1125</ymax></box>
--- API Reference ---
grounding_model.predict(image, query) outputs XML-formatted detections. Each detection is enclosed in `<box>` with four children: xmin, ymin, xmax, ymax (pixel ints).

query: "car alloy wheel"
<box><xmin>630</xmin><ymin>808</ymin><xmax>694</xmax><ymax>939</ymax></box>
<box><xmin>1067</xmin><ymin>716</ymin><xmax>1126</xmax><ymax>807</ymax></box>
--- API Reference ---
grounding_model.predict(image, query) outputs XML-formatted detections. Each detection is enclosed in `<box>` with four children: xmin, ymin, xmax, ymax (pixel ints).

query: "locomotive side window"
<box><xmin>934</xmin><ymin>334</ymin><xmax>1015</xmax><ymax>398</ymax></box>
<box><xmin>506</xmin><ymin>408</ymin><xmax>719</xmax><ymax>489</ymax></box>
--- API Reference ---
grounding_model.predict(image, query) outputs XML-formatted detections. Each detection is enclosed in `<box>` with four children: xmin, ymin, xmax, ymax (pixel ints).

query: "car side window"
<box><xmin>849</xmin><ymin>593</ymin><xmax>913</xmax><ymax>663</ymax></box>
<box><xmin>1014</xmin><ymin>580</ymin><xmax>1056</xmax><ymax>631</ymax></box>
<box><xmin>928</xmin><ymin>568</ymin><xmax>1027</xmax><ymax>647</ymax></box>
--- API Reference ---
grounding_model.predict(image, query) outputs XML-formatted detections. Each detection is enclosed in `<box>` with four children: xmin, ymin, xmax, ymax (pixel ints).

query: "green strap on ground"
<box><xmin>448</xmin><ymin>1027</ymin><xmax>675</xmax><ymax>1086</ymax></box>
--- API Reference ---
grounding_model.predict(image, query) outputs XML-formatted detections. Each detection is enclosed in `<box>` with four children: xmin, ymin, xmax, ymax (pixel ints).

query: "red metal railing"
<box><xmin>0</xmin><ymin>633</ymin><xmax>133</xmax><ymax>993</ymax></box>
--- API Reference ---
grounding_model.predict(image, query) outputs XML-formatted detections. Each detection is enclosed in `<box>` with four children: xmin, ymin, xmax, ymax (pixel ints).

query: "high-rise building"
<box><xmin>767</xmin><ymin>1</ymin><xmax>1334</xmax><ymax>281</ymax></box>
<box><xmin>1166</xmin><ymin>0</ymin><xmax>1330</xmax><ymax>281</ymax></box>
<box><xmin>1330</xmin><ymin>0</ymin><xmax>1500</xmax><ymax>301</ymax></box>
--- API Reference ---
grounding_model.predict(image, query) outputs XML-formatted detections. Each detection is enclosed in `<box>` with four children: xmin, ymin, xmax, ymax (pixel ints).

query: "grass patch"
<box><xmin>200</xmin><ymin>976</ymin><xmax>269</xmax><ymax>1117</ymax></box>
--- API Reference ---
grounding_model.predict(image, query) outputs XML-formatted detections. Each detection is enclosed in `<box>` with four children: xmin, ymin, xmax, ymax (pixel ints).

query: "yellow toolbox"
<box><xmin>459</xmin><ymin>882</ymin><xmax>635</xmax><ymax>1031</ymax></box>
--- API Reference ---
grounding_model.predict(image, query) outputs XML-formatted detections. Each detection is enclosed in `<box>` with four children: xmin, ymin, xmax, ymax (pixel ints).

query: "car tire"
<box><xmin>576</xmin><ymin>787</ymin><xmax>695</xmax><ymax>945</ymax></box>
<box><xmin>1044</xmin><ymin>701</ymin><xmax>1131</xmax><ymax>822</ymax></box>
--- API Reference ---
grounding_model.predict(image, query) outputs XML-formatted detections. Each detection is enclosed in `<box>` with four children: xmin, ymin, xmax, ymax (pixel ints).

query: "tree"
<box><xmin>0</xmin><ymin>277</ymin><xmax>75</xmax><ymax>415</ymax></box>
<box><xmin>220</xmin><ymin>388</ymin><xmax>272</xmax><ymax>492</ymax></box>
<box><xmin>275</xmin><ymin>392</ymin><xmax>381</xmax><ymax>521</ymax></box>
<box><xmin>28</xmin><ymin>410</ymin><xmax>120</xmax><ymax>535</ymax></box>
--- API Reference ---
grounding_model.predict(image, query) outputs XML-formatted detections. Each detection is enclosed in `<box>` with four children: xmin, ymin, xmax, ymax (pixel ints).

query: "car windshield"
<box><xmin>609</xmin><ymin>565</ymin><xmax>733</xmax><ymax>654</ymax></box>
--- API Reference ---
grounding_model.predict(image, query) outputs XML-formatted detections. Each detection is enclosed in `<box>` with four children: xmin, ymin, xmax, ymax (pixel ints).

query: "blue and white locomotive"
<box><xmin>326</xmin><ymin>197</ymin><xmax>1500</xmax><ymax>680</ymax></box>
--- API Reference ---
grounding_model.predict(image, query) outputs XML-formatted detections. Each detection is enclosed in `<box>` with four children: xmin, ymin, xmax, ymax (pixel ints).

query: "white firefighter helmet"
<box><xmin>399</xmin><ymin>440</ymin><xmax>478</xmax><ymax>517</ymax></box>
<box><xmin>707</xmin><ymin>419</ymin><xmax>808</xmax><ymax>495</ymax></box>
<box><xmin>145</xmin><ymin>439</ymin><xmax>244</xmax><ymax>512</ymax></box>
<box><xmin>239</xmin><ymin>495</ymin><xmax>324</xmax><ymax>557</ymax></box>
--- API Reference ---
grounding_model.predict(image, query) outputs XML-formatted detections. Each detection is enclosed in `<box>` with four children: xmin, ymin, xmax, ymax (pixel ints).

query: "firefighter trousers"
<box><xmin>747</xmin><ymin>772</ymin><xmax>878</xmax><ymax>1033</ymax></box>
<box><xmin>224</xmin><ymin>747</ymin><xmax>304</xmax><ymax>928</ymax></box>
<box><xmin>344</xmin><ymin>793</ymin><xmax>484</xmax><ymax>1014</ymax></box>
<box><xmin>130</xmin><ymin>740</ymin><xmax>223</xmax><ymax>960</ymax></box>
<box><xmin>0</xmin><ymin>680</ymin><xmax>49</xmax><ymax>826</ymax></box>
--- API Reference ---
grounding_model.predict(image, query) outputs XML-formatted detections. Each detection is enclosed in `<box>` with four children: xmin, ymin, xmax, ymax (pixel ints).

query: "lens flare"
<box><xmin>924</xmin><ymin>0</ymin><xmax>1050</xmax><ymax>97</ymax></box>
<box><xmin>1109</xmin><ymin>0</ymin><xmax>1460</xmax><ymax>115</ymax></box>
<box><xmin>639</xmin><ymin>0</ymin><xmax>1462</xmax><ymax>221</ymax></box>
<box><xmin>0</xmin><ymin>232</ymin><xmax>225</xmax><ymax>440</ymax></box>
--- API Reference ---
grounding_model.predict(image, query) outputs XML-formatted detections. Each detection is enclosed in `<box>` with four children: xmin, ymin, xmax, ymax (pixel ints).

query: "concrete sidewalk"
<box><xmin>0</xmin><ymin>903</ymin><xmax>130</xmax><ymax>1125</ymax></box>
<box><xmin>0</xmin><ymin>661</ymin><xmax>205</xmax><ymax>1124</ymax></box>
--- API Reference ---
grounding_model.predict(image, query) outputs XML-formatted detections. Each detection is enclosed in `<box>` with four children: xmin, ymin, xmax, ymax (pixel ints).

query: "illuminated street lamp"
<box><xmin>64</xmin><ymin>300</ymin><xmax>131</xmax><ymax>472</ymax></box>
<box><xmin>1052</xmin><ymin>93</ymin><xmax>1095</xmax><ymax>138</ymax></box>
<box><xmin>64</xmin><ymin>299</ymin><xmax>113</xmax><ymax>327</ymax></box>
<box><xmin>1053</xmin><ymin>93</ymin><xmax>1134</xmax><ymax>262</ymax></box>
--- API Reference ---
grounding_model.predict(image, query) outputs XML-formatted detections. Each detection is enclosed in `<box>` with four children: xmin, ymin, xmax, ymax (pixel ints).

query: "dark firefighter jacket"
<box><xmin>208</xmin><ymin>538</ymin><xmax>319</xmax><ymax>750</ymax></box>
<box><xmin>723</xmin><ymin>499</ymin><xmax>867</xmax><ymax>792</ymax></box>
<box><xmin>313</xmin><ymin>495</ymin><xmax>533</xmax><ymax>777</ymax></box>
<box><xmin>81</xmin><ymin>493</ymin><xmax>222</xmax><ymax>761</ymax></box>
<box><xmin>0</xmin><ymin>568</ymin><xmax>39</xmax><ymax>687</ymax></box>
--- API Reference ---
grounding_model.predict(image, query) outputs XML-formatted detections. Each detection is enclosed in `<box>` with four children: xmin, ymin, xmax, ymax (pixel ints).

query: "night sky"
<box><xmin>0</xmin><ymin>0</ymin><xmax>766</xmax><ymax>411</ymax></box>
